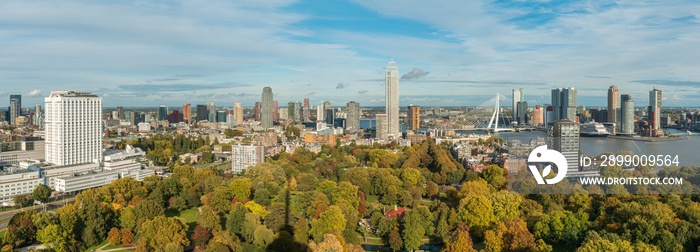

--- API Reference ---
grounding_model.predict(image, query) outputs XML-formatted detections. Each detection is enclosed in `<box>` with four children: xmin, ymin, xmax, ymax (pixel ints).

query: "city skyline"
<box><xmin>1</xmin><ymin>1</ymin><xmax>699</xmax><ymax>107</ymax></box>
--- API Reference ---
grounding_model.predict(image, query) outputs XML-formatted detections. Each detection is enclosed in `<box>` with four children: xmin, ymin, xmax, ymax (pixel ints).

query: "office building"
<box><xmin>231</xmin><ymin>145</ymin><xmax>265</xmax><ymax>174</ymax></box>
<box><xmin>316</xmin><ymin>105</ymin><xmax>324</xmax><ymax>123</ymax></box>
<box><xmin>254</xmin><ymin>102</ymin><xmax>261</xmax><ymax>121</ymax></box>
<box><xmin>167</xmin><ymin>110</ymin><xmax>183</xmax><ymax>124</ymax></box>
<box><xmin>325</xmin><ymin>109</ymin><xmax>335</xmax><ymax>126</ymax></box>
<box><xmin>512</xmin><ymin>88</ymin><xmax>523</xmax><ymax>121</ymax></box>
<box><xmin>9</xmin><ymin>95</ymin><xmax>21</xmax><ymax>126</ymax></box>
<box><xmin>273</xmin><ymin>101</ymin><xmax>279</xmax><ymax>122</ymax></box>
<box><xmin>0</xmin><ymin>138</ymin><xmax>46</xmax><ymax>168</ymax></box>
<box><xmin>551</xmin><ymin>119</ymin><xmax>579</xmax><ymax>174</ymax></box>
<box><xmin>182</xmin><ymin>104</ymin><xmax>191</xmax><ymax>124</ymax></box>
<box><xmin>532</xmin><ymin>105</ymin><xmax>543</xmax><ymax>126</ymax></box>
<box><xmin>385</xmin><ymin>60</ymin><xmax>400</xmax><ymax>138</ymax></box>
<box><xmin>323</xmin><ymin>101</ymin><xmax>332</xmax><ymax>111</ymax></box>
<box><xmin>551</xmin><ymin>88</ymin><xmax>577</xmax><ymax>122</ymax></box>
<box><xmin>33</xmin><ymin>105</ymin><xmax>42</xmax><ymax>127</ymax></box>
<box><xmin>54</xmin><ymin>170</ymin><xmax>120</xmax><ymax>193</ymax></box>
<box><xmin>45</xmin><ymin>91</ymin><xmax>102</xmax><ymax>166</ymax></box>
<box><xmin>607</xmin><ymin>85</ymin><xmax>619</xmax><ymax>123</ymax></box>
<box><xmin>158</xmin><ymin>105</ymin><xmax>168</xmax><ymax>121</ymax></box>
<box><xmin>620</xmin><ymin>94</ymin><xmax>635</xmax><ymax>135</ymax></box>
<box><xmin>102</xmin><ymin>145</ymin><xmax>146</xmax><ymax>171</ymax></box>
<box><xmin>516</xmin><ymin>101</ymin><xmax>528</xmax><ymax>125</ymax></box>
<box><xmin>116</xmin><ymin>107</ymin><xmax>125</xmax><ymax>120</ymax></box>
<box><xmin>0</xmin><ymin>170</ymin><xmax>43</xmax><ymax>206</ymax></box>
<box><xmin>303</xmin><ymin>98</ymin><xmax>310</xmax><ymax>122</ymax></box>
<box><xmin>346</xmin><ymin>101</ymin><xmax>360</xmax><ymax>133</ymax></box>
<box><xmin>207</xmin><ymin>102</ymin><xmax>217</xmax><ymax>123</ymax></box>
<box><xmin>407</xmin><ymin>105</ymin><xmax>420</xmax><ymax>131</ymax></box>
<box><xmin>234</xmin><ymin>102</ymin><xmax>244</xmax><ymax>125</ymax></box>
<box><xmin>195</xmin><ymin>105</ymin><xmax>208</xmax><ymax>122</ymax></box>
<box><xmin>648</xmin><ymin>88</ymin><xmax>662</xmax><ymax>136</ymax></box>
<box><xmin>217</xmin><ymin>111</ymin><xmax>227</xmax><ymax>123</ymax></box>
<box><xmin>288</xmin><ymin>102</ymin><xmax>297</xmax><ymax>123</ymax></box>
<box><xmin>376</xmin><ymin>114</ymin><xmax>388</xmax><ymax>140</ymax></box>
<box><xmin>261</xmin><ymin>87</ymin><xmax>274</xmax><ymax>128</ymax></box>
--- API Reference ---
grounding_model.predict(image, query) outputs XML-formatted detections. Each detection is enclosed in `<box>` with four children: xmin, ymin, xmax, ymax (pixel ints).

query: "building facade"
<box><xmin>346</xmin><ymin>101</ymin><xmax>360</xmax><ymax>133</ymax></box>
<box><xmin>182</xmin><ymin>104</ymin><xmax>191</xmax><ymax>124</ymax></box>
<box><xmin>620</xmin><ymin>94</ymin><xmax>635</xmax><ymax>135</ymax></box>
<box><xmin>607</xmin><ymin>85</ymin><xmax>619</xmax><ymax>123</ymax></box>
<box><xmin>261</xmin><ymin>87</ymin><xmax>274</xmax><ymax>129</ymax></box>
<box><xmin>648</xmin><ymin>88</ymin><xmax>662</xmax><ymax>135</ymax></box>
<box><xmin>233</xmin><ymin>102</ymin><xmax>244</xmax><ymax>125</ymax></box>
<box><xmin>231</xmin><ymin>145</ymin><xmax>265</xmax><ymax>174</ymax></box>
<box><xmin>376</xmin><ymin>114</ymin><xmax>388</xmax><ymax>140</ymax></box>
<box><xmin>552</xmin><ymin>119</ymin><xmax>580</xmax><ymax>174</ymax></box>
<box><xmin>45</xmin><ymin>91</ymin><xmax>102</xmax><ymax>166</ymax></box>
<box><xmin>407</xmin><ymin>105</ymin><xmax>420</xmax><ymax>131</ymax></box>
<box><xmin>512</xmin><ymin>88</ymin><xmax>523</xmax><ymax>121</ymax></box>
<box><xmin>385</xmin><ymin>61</ymin><xmax>400</xmax><ymax>138</ymax></box>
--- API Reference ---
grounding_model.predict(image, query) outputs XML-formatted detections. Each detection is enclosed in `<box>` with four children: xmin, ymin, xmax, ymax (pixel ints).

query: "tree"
<box><xmin>308</xmin><ymin>232</ymin><xmax>345</xmax><ymax>252</ymax></box>
<box><xmin>226</xmin><ymin>203</ymin><xmax>247</xmax><ymax>235</ymax></box>
<box><xmin>310</xmin><ymin>206</ymin><xmax>347</xmax><ymax>242</ymax></box>
<box><xmin>444</xmin><ymin>223</ymin><xmax>477</xmax><ymax>252</ymax></box>
<box><xmin>193</xmin><ymin>225</ymin><xmax>212</xmax><ymax>247</ymax></box>
<box><xmin>253</xmin><ymin>225</ymin><xmax>275</xmax><ymax>248</ymax></box>
<box><xmin>121</xmin><ymin>228</ymin><xmax>134</xmax><ymax>245</ymax></box>
<box><xmin>230</xmin><ymin>178</ymin><xmax>252</xmax><ymax>200</ymax></box>
<box><xmin>108</xmin><ymin>227</ymin><xmax>122</xmax><ymax>245</ymax></box>
<box><xmin>198</xmin><ymin>205</ymin><xmax>221</xmax><ymax>231</ymax></box>
<box><xmin>208</xmin><ymin>230</ymin><xmax>241</xmax><ymax>252</ymax></box>
<box><xmin>211</xmin><ymin>186</ymin><xmax>235</xmax><ymax>213</ymax></box>
<box><xmin>32</xmin><ymin>184</ymin><xmax>51</xmax><ymax>211</ymax></box>
<box><xmin>37</xmin><ymin>224</ymin><xmax>71</xmax><ymax>252</ymax></box>
<box><xmin>245</xmin><ymin>201</ymin><xmax>270</xmax><ymax>219</ymax></box>
<box><xmin>4</xmin><ymin>211</ymin><xmax>37</xmax><ymax>247</ymax></box>
<box><xmin>388</xmin><ymin>227</ymin><xmax>403</xmax><ymax>251</ymax></box>
<box><xmin>426</xmin><ymin>181</ymin><xmax>439</xmax><ymax>199</ymax></box>
<box><xmin>12</xmin><ymin>194</ymin><xmax>31</xmax><ymax>208</ymax></box>
<box><xmin>294</xmin><ymin>218</ymin><xmax>310</xmax><ymax>244</ymax></box>
<box><xmin>243</xmin><ymin>213</ymin><xmax>262</xmax><ymax>242</ymax></box>
<box><xmin>133</xmin><ymin>199</ymin><xmax>165</xmax><ymax>225</ymax></box>
<box><xmin>458</xmin><ymin>195</ymin><xmax>494</xmax><ymax>236</ymax></box>
<box><xmin>135</xmin><ymin>216</ymin><xmax>190</xmax><ymax>251</ymax></box>
<box><xmin>402</xmin><ymin>210</ymin><xmax>425</xmax><ymax>251</ymax></box>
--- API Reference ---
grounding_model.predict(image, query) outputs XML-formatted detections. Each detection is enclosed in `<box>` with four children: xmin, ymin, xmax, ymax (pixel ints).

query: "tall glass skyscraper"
<box><xmin>9</xmin><ymin>95</ymin><xmax>21</xmax><ymax>126</ymax></box>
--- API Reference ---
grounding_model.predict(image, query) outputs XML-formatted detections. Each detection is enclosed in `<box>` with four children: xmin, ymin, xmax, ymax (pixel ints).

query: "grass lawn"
<box><xmin>83</xmin><ymin>240</ymin><xmax>108</xmax><ymax>252</ymax></box>
<box><xmin>165</xmin><ymin>208</ymin><xmax>199</xmax><ymax>231</ymax></box>
<box><xmin>104</xmin><ymin>244</ymin><xmax>127</xmax><ymax>250</ymax></box>
<box><xmin>367</xmin><ymin>195</ymin><xmax>379</xmax><ymax>203</ymax></box>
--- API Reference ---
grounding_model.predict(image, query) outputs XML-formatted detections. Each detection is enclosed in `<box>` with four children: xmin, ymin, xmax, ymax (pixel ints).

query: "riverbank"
<box><xmin>606</xmin><ymin>135</ymin><xmax>687</xmax><ymax>142</ymax></box>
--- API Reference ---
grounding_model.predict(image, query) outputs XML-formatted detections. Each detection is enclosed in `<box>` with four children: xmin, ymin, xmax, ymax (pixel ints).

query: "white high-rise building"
<box><xmin>231</xmin><ymin>145</ymin><xmax>265</xmax><ymax>174</ymax></box>
<box><xmin>45</xmin><ymin>91</ymin><xmax>102</xmax><ymax>166</ymax></box>
<box><xmin>385</xmin><ymin>60</ymin><xmax>399</xmax><ymax>138</ymax></box>
<box><xmin>512</xmin><ymin>88</ymin><xmax>523</xmax><ymax>121</ymax></box>
<box><xmin>233</xmin><ymin>102</ymin><xmax>244</xmax><ymax>125</ymax></box>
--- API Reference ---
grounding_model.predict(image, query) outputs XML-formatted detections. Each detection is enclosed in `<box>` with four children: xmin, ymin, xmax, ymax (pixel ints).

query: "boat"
<box><xmin>580</xmin><ymin>122</ymin><xmax>610</xmax><ymax>137</ymax></box>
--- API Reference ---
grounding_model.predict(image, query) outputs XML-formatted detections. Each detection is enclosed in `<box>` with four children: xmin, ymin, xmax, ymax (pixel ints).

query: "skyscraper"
<box><xmin>512</xmin><ymin>88</ymin><xmax>523</xmax><ymax>121</ymax></box>
<box><xmin>648</xmin><ymin>88</ymin><xmax>662</xmax><ymax>135</ymax></box>
<box><xmin>158</xmin><ymin>105</ymin><xmax>168</xmax><ymax>121</ymax></box>
<box><xmin>295</xmin><ymin>101</ymin><xmax>302</xmax><ymax>123</ymax></box>
<box><xmin>551</xmin><ymin>88</ymin><xmax>577</xmax><ymax>122</ymax></box>
<box><xmin>552</xmin><ymin>119</ymin><xmax>580</xmax><ymax>174</ymax></box>
<box><xmin>376</xmin><ymin>114</ymin><xmax>388</xmax><ymax>140</ymax></box>
<box><xmin>346</xmin><ymin>101</ymin><xmax>360</xmax><ymax>133</ymax></box>
<box><xmin>532</xmin><ymin>105</ymin><xmax>543</xmax><ymax>126</ymax></box>
<box><xmin>303</xmin><ymin>98</ymin><xmax>310</xmax><ymax>122</ymax></box>
<box><xmin>116</xmin><ymin>106</ymin><xmax>125</xmax><ymax>120</ymax></box>
<box><xmin>620</xmin><ymin>94</ymin><xmax>635</xmax><ymax>135</ymax></box>
<box><xmin>195</xmin><ymin>105</ymin><xmax>208</xmax><ymax>122</ymax></box>
<box><xmin>254</xmin><ymin>102</ymin><xmax>261</xmax><ymax>121</ymax></box>
<box><xmin>45</xmin><ymin>91</ymin><xmax>102</xmax><ymax>166</ymax></box>
<box><xmin>607</xmin><ymin>85</ymin><xmax>619</xmax><ymax>123</ymax></box>
<box><xmin>207</xmin><ymin>102</ymin><xmax>217</xmax><ymax>123</ymax></box>
<box><xmin>273</xmin><ymin>101</ymin><xmax>279</xmax><ymax>122</ymax></box>
<box><xmin>407</xmin><ymin>105</ymin><xmax>420</xmax><ymax>131</ymax></box>
<box><xmin>288</xmin><ymin>102</ymin><xmax>297</xmax><ymax>123</ymax></box>
<box><xmin>182</xmin><ymin>104</ymin><xmax>191</xmax><ymax>124</ymax></box>
<box><xmin>516</xmin><ymin>101</ymin><xmax>528</xmax><ymax>125</ymax></box>
<box><xmin>323</xmin><ymin>101</ymin><xmax>332</xmax><ymax>111</ymax></box>
<box><xmin>261</xmin><ymin>87</ymin><xmax>273</xmax><ymax>129</ymax></box>
<box><xmin>34</xmin><ymin>104</ymin><xmax>42</xmax><ymax>127</ymax></box>
<box><xmin>316</xmin><ymin>105</ymin><xmax>325</xmax><ymax>123</ymax></box>
<box><xmin>234</xmin><ymin>102</ymin><xmax>244</xmax><ymax>125</ymax></box>
<box><xmin>385</xmin><ymin>60</ymin><xmax>399</xmax><ymax>138</ymax></box>
<box><xmin>9</xmin><ymin>95</ymin><xmax>21</xmax><ymax>126</ymax></box>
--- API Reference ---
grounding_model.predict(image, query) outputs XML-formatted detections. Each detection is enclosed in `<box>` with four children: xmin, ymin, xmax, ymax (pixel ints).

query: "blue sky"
<box><xmin>1</xmin><ymin>0</ymin><xmax>699</xmax><ymax>108</ymax></box>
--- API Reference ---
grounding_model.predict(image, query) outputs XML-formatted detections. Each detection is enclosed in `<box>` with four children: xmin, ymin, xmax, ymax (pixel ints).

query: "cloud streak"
<box><xmin>401</xmin><ymin>68</ymin><xmax>430</xmax><ymax>80</ymax></box>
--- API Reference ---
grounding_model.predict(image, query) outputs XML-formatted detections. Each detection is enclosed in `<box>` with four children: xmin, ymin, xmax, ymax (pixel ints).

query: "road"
<box><xmin>0</xmin><ymin>197</ymin><xmax>76</xmax><ymax>230</ymax></box>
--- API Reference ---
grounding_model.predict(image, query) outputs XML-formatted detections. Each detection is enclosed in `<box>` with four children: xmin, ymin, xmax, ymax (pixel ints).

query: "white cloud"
<box><xmin>27</xmin><ymin>89</ymin><xmax>41</xmax><ymax>97</ymax></box>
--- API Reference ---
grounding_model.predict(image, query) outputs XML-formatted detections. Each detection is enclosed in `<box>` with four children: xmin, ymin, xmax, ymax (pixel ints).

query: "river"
<box><xmin>456</xmin><ymin>128</ymin><xmax>700</xmax><ymax>167</ymax></box>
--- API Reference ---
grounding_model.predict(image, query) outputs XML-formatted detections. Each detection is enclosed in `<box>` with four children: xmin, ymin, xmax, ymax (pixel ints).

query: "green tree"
<box><xmin>230</xmin><ymin>178</ymin><xmax>252</xmax><ymax>200</ymax></box>
<box><xmin>226</xmin><ymin>202</ymin><xmax>247</xmax><ymax>235</ymax></box>
<box><xmin>108</xmin><ymin>227</ymin><xmax>122</xmax><ymax>245</ymax></box>
<box><xmin>31</xmin><ymin>184</ymin><xmax>51</xmax><ymax>211</ymax></box>
<box><xmin>243</xmin><ymin>213</ymin><xmax>261</xmax><ymax>242</ymax></box>
<box><xmin>402</xmin><ymin>210</ymin><xmax>425</xmax><ymax>251</ymax></box>
<box><xmin>458</xmin><ymin>195</ymin><xmax>494</xmax><ymax>236</ymax></box>
<box><xmin>310</xmin><ymin>206</ymin><xmax>347</xmax><ymax>242</ymax></box>
<box><xmin>294</xmin><ymin>218</ymin><xmax>310</xmax><ymax>244</ymax></box>
<box><xmin>135</xmin><ymin>216</ymin><xmax>190</xmax><ymax>251</ymax></box>
<box><xmin>388</xmin><ymin>227</ymin><xmax>403</xmax><ymax>251</ymax></box>
<box><xmin>198</xmin><ymin>205</ymin><xmax>221</xmax><ymax>231</ymax></box>
<box><xmin>37</xmin><ymin>224</ymin><xmax>71</xmax><ymax>252</ymax></box>
<box><xmin>210</xmin><ymin>186</ymin><xmax>235</xmax><ymax>213</ymax></box>
<box><xmin>253</xmin><ymin>225</ymin><xmax>275</xmax><ymax>248</ymax></box>
<box><xmin>193</xmin><ymin>225</ymin><xmax>212</xmax><ymax>247</ymax></box>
